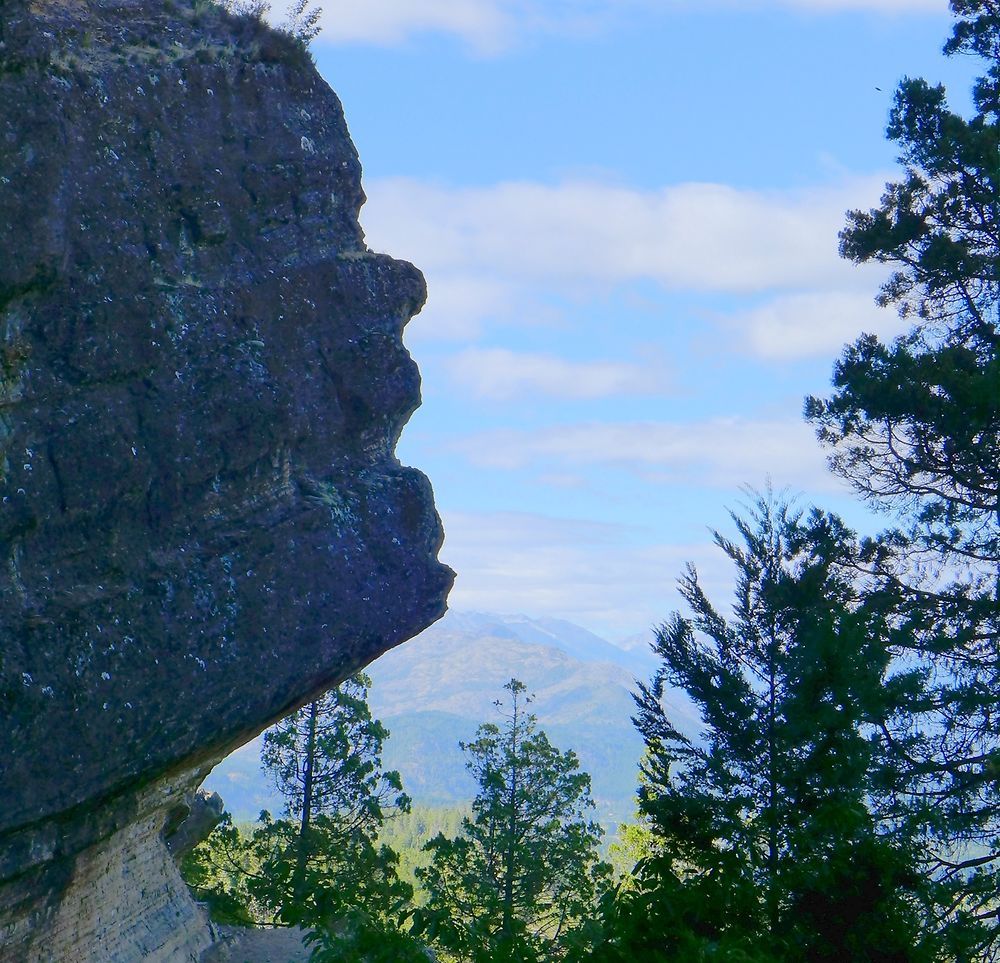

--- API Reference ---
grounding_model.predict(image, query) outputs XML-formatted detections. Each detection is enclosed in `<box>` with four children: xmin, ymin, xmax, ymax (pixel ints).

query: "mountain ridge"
<box><xmin>205</xmin><ymin>611</ymin><xmax>694</xmax><ymax>825</ymax></box>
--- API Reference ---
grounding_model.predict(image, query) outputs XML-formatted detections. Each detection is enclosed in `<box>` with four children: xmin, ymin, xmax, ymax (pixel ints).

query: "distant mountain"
<box><xmin>435</xmin><ymin>611</ymin><xmax>659</xmax><ymax>676</ymax></box>
<box><xmin>616</xmin><ymin>628</ymin><xmax>660</xmax><ymax>655</ymax></box>
<box><xmin>204</xmin><ymin>611</ymin><xmax>697</xmax><ymax>826</ymax></box>
<box><xmin>365</xmin><ymin>611</ymin><xmax>650</xmax><ymax>722</ymax></box>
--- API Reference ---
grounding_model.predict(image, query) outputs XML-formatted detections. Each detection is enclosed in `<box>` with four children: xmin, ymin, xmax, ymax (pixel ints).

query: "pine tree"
<box><xmin>182</xmin><ymin>674</ymin><xmax>421</xmax><ymax>958</ymax></box>
<box><xmin>805</xmin><ymin>3</ymin><xmax>1000</xmax><ymax>951</ymax></box>
<box><xmin>589</xmin><ymin>496</ymin><xmax>937</xmax><ymax>962</ymax></box>
<box><xmin>415</xmin><ymin>679</ymin><xmax>610</xmax><ymax>962</ymax></box>
<box><xmin>258</xmin><ymin>672</ymin><xmax>410</xmax><ymax>906</ymax></box>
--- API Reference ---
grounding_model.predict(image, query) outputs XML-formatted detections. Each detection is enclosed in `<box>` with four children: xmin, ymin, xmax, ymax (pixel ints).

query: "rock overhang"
<box><xmin>0</xmin><ymin>0</ymin><xmax>453</xmax><ymax>955</ymax></box>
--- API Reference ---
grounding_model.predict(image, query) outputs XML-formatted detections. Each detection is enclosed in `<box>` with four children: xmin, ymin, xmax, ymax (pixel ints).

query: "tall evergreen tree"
<box><xmin>416</xmin><ymin>679</ymin><xmax>609</xmax><ymax>962</ymax></box>
<box><xmin>259</xmin><ymin>671</ymin><xmax>410</xmax><ymax>906</ymax></box>
<box><xmin>182</xmin><ymin>673</ymin><xmax>421</xmax><ymax>957</ymax></box>
<box><xmin>805</xmin><ymin>2</ymin><xmax>1000</xmax><ymax>949</ymax></box>
<box><xmin>588</xmin><ymin>496</ymin><xmax>937</xmax><ymax>963</ymax></box>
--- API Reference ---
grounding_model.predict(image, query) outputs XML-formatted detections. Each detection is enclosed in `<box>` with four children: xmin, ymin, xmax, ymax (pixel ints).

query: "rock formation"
<box><xmin>0</xmin><ymin>0</ymin><xmax>453</xmax><ymax>957</ymax></box>
<box><xmin>164</xmin><ymin>790</ymin><xmax>225</xmax><ymax>859</ymax></box>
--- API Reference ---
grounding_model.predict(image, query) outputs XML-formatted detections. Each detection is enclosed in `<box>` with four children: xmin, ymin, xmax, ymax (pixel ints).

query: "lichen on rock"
<box><xmin>0</xmin><ymin>0</ymin><xmax>453</xmax><ymax>957</ymax></box>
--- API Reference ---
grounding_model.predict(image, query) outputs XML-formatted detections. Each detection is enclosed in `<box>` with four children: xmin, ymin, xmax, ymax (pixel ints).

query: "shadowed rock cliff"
<box><xmin>0</xmin><ymin>0</ymin><xmax>453</xmax><ymax>956</ymax></box>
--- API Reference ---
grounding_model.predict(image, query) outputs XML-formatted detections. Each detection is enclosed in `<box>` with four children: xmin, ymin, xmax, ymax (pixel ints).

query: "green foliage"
<box><xmin>806</xmin><ymin>0</ymin><xmax>1000</xmax><ymax>565</ymax></box>
<box><xmin>304</xmin><ymin>910</ymin><xmax>431</xmax><ymax>963</ymax></box>
<box><xmin>586</xmin><ymin>495</ymin><xmax>938</xmax><ymax>963</ymax></box>
<box><xmin>217</xmin><ymin>0</ymin><xmax>322</xmax><ymax>53</ymax></box>
<box><xmin>576</xmin><ymin>854</ymin><xmax>782</xmax><ymax>963</ymax></box>
<box><xmin>179</xmin><ymin>814</ymin><xmax>262</xmax><ymax>926</ymax></box>
<box><xmin>377</xmin><ymin>804</ymin><xmax>472</xmax><ymax>898</ymax></box>
<box><xmin>249</xmin><ymin>673</ymin><xmax>410</xmax><ymax>915</ymax></box>
<box><xmin>804</xmin><ymin>3</ymin><xmax>1000</xmax><ymax>954</ymax></box>
<box><xmin>415</xmin><ymin>679</ymin><xmax>610</xmax><ymax>962</ymax></box>
<box><xmin>182</xmin><ymin>674</ymin><xmax>421</xmax><ymax>956</ymax></box>
<box><xmin>282</xmin><ymin>0</ymin><xmax>322</xmax><ymax>46</ymax></box>
<box><xmin>605</xmin><ymin>821</ymin><xmax>657</xmax><ymax>882</ymax></box>
<box><xmin>262</xmin><ymin>674</ymin><xmax>409</xmax><ymax>837</ymax></box>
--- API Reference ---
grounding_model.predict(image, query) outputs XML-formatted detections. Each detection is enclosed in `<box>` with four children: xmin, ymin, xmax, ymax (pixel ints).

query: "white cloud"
<box><xmin>439</xmin><ymin>509</ymin><xmax>732</xmax><ymax>639</ymax></box>
<box><xmin>443</xmin><ymin>347</ymin><xmax>670</xmax><ymax>400</ymax></box>
<box><xmin>314</xmin><ymin>0</ymin><xmax>943</xmax><ymax>50</ymax></box>
<box><xmin>363</xmin><ymin>174</ymin><xmax>900</xmax><ymax>345</ymax></box>
<box><xmin>318</xmin><ymin>0</ymin><xmax>510</xmax><ymax>53</ymax></box>
<box><xmin>316</xmin><ymin>0</ymin><xmax>666</xmax><ymax>53</ymax></box>
<box><xmin>362</xmin><ymin>176</ymin><xmax>888</xmax><ymax>311</ymax></box>
<box><xmin>724</xmin><ymin>289</ymin><xmax>907</xmax><ymax>360</ymax></box>
<box><xmin>413</xmin><ymin>275</ymin><xmax>517</xmax><ymax>340</ymax></box>
<box><xmin>448</xmin><ymin>416</ymin><xmax>842</xmax><ymax>492</ymax></box>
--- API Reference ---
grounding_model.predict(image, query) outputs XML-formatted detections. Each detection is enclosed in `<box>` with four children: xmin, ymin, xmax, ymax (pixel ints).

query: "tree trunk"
<box><xmin>292</xmin><ymin>700</ymin><xmax>320</xmax><ymax>902</ymax></box>
<box><xmin>501</xmin><ymin>694</ymin><xmax>520</xmax><ymax>940</ymax></box>
<box><xmin>766</xmin><ymin>656</ymin><xmax>779</xmax><ymax>937</ymax></box>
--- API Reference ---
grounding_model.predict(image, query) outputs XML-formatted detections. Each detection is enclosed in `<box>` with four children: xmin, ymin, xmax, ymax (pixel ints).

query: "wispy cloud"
<box><xmin>448</xmin><ymin>416</ymin><xmax>841</xmax><ymax>492</ymax></box>
<box><xmin>439</xmin><ymin>509</ymin><xmax>732</xmax><ymax>639</ymax></box>
<box><xmin>316</xmin><ymin>0</ymin><xmax>658</xmax><ymax>53</ymax></box>
<box><xmin>411</xmin><ymin>276</ymin><xmax>518</xmax><ymax>341</ymax></box>
<box><xmin>721</xmin><ymin>289</ymin><xmax>906</xmax><ymax>360</ymax></box>
<box><xmin>365</xmin><ymin>176</ymin><xmax>885</xmax><ymax>293</ymax></box>
<box><xmin>318</xmin><ymin>0</ymin><xmax>510</xmax><ymax>54</ymax></box>
<box><xmin>316</xmin><ymin>0</ymin><xmax>943</xmax><ymax>51</ymax></box>
<box><xmin>364</xmin><ymin>175</ymin><xmax>890</xmax><ymax>342</ymax></box>
<box><xmin>779</xmin><ymin>0</ymin><xmax>941</xmax><ymax>9</ymax></box>
<box><xmin>443</xmin><ymin>347</ymin><xmax>671</xmax><ymax>401</ymax></box>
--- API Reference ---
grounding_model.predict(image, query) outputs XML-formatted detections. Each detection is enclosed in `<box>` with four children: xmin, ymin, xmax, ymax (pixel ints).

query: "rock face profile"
<box><xmin>0</xmin><ymin>0</ymin><xmax>453</xmax><ymax>957</ymax></box>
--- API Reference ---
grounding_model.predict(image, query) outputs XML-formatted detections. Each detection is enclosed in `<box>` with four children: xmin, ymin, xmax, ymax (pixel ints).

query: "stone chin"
<box><xmin>0</xmin><ymin>0</ymin><xmax>453</xmax><ymax>957</ymax></box>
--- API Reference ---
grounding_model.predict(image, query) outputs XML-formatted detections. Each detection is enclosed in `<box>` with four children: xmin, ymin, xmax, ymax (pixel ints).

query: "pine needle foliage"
<box><xmin>585</xmin><ymin>495</ymin><xmax>941</xmax><ymax>963</ymax></box>
<box><xmin>805</xmin><ymin>4</ymin><xmax>1000</xmax><ymax>953</ymax></box>
<box><xmin>415</xmin><ymin>679</ymin><xmax>610</xmax><ymax>962</ymax></box>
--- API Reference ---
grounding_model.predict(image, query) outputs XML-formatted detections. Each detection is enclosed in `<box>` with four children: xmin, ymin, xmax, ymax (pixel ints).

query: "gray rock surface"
<box><xmin>165</xmin><ymin>790</ymin><xmax>226</xmax><ymax>858</ymax></box>
<box><xmin>202</xmin><ymin>925</ymin><xmax>310</xmax><ymax>963</ymax></box>
<box><xmin>0</xmin><ymin>0</ymin><xmax>453</xmax><ymax>956</ymax></box>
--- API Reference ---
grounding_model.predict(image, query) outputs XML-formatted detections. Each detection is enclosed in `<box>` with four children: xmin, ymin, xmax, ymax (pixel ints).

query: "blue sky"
<box><xmin>302</xmin><ymin>0</ymin><xmax>973</xmax><ymax>640</ymax></box>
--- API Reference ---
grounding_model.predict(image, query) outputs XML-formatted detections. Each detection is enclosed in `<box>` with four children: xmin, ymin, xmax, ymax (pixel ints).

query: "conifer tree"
<box><xmin>805</xmin><ymin>2</ymin><xmax>1000</xmax><ymax>949</ymax></box>
<box><xmin>258</xmin><ymin>672</ymin><xmax>410</xmax><ymax>907</ymax></box>
<box><xmin>587</xmin><ymin>496</ymin><xmax>938</xmax><ymax>962</ymax></box>
<box><xmin>416</xmin><ymin>679</ymin><xmax>609</xmax><ymax>962</ymax></box>
<box><xmin>182</xmin><ymin>673</ymin><xmax>421</xmax><ymax>958</ymax></box>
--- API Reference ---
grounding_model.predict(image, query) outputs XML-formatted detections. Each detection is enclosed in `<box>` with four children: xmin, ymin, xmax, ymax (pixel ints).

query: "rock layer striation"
<box><xmin>0</xmin><ymin>0</ymin><xmax>453</xmax><ymax>957</ymax></box>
